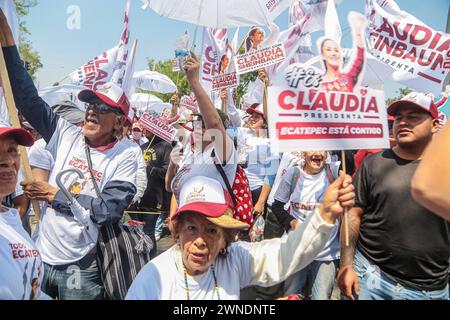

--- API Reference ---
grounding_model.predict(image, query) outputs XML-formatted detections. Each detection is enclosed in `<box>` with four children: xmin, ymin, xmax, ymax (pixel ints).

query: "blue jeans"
<box><xmin>353</xmin><ymin>250</ymin><xmax>449</xmax><ymax>300</ymax></box>
<box><xmin>284</xmin><ymin>259</ymin><xmax>339</xmax><ymax>300</ymax></box>
<box><xmin>41</xmin><ymin>251</ymin><xmax>105</xmax><ymax>300</ymax></box>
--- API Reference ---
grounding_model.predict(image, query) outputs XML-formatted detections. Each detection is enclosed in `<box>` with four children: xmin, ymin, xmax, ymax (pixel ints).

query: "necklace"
<box><xmin>183</xmin><ymin>264</ymin><xmax>221</xmax><ymax>300</ymax></box>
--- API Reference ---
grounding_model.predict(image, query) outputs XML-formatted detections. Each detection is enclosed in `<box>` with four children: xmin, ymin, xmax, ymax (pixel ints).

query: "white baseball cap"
<box><xmin>388</xmin><ymin>92</ymin><xmax>439</xmax><ymax>119</ymax></box>
<box><xmin>78</xmin><ymin>82</ymin><xmax>131</xmax><ymax>119</ymax></box>
<box><xmin>172</xmin><ymin>176</ymin><xmax>250</xmax><ymax>230</ymax></box>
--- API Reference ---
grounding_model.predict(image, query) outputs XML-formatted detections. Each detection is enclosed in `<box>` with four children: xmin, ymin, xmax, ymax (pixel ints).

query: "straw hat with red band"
<box><xmin>0</xmin><ymin>123</ymin><xmax>34</xmax><ymax>147</ymax></box>
<box><xmin>387</xmin><ymin>92</ymin><xmax>439</xmax><ymax>120</ymax></box>
<box><xmin>78</xmin><ymin>82</ymin><xmax>131</xmax><ymax>120</ymax></box>
<box><xmin>172</xmin><ymin>176</ymin><xmax>250</xmax><ymax>230</ymax></box>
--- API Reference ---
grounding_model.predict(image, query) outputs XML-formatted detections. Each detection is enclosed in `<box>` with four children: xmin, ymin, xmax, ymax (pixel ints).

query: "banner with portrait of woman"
<box><xmin>267</xmin><ymin>11</ymin><xmax>390</xmax><ymax>152</ymax></box>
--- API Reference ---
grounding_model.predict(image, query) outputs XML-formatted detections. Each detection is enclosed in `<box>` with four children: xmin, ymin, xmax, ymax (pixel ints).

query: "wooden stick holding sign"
<box><xmin>262</xmin><ymin>73</ymin><xmax>269</xmax><ymax>138</ymax></box>
<box><xmin>341</xmin><ymin>150</ymin><xmax>350</xmax><ymax>247</ymax></box>
<box><xmin>0</xmin><ymin>41</ymin><xmax>41</xmax><ymax>222</ymax></box>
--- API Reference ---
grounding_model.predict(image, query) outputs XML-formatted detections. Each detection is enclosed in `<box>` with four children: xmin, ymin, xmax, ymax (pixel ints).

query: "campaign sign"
<box><xmin>212</xmin><ymin>72</ymin><xmax>238</xmax><ymax>91</ymax></box>
<box><xmin>268</xmin><ymin>65</ymin><xmax>390</xmax><ymax>152</ymax></box>
<box><xmin>366</xmin><ymin>0</ymin><xmax>450</xmax><ymax>95</ymax></box>
<box><xmin>172</xmin><ymin>58</ymin><xmax>181</xmax><ymax>72</ymax></box>
<box><xmin>234</xmin><ymin>42</ymin><xmax>286</xmax><ymax>75</ymax></box>
<box><xmin>180</xmin><ymin>94</ymin><xmax>198</xmax><ymax>112</ymax></box>
<box><xmin>139</xmin><ymin>112</ymin><xmax>177</xmax><ymax>143</ymax></box>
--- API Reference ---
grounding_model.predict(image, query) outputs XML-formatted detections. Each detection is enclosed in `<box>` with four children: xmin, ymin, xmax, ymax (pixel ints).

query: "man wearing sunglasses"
<box><xmin>0</xmin><ymin>10</ymin><xmax>140</xmax><ymax>300</ymax></box>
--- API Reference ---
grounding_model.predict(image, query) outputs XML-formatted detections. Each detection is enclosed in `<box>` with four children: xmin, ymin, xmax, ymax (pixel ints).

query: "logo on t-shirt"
<box><xmin>68</xmin><ymin>156</ymin><xmax>103</xmax><ymax>182</ymax></box>
<box><xmin>9</xmin><ymin>242</ymin><xmax>40</xmax><ymax>259</ymax></box>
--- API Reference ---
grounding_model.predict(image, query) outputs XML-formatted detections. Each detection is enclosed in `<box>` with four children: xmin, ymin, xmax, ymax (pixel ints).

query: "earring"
<box><xmin>220</xmin><ymin>248</ymin><xmax>227</xmax><ymax>255</ymax></box>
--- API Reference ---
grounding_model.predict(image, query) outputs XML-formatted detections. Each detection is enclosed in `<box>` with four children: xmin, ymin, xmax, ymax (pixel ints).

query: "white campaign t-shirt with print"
<box><xmin>0</xmin><ymin>208</ymin><xmax>49</xmax><ymax>300</ymax></box>
<box><xmin>29</xmin><ymin>138</ymin><xmax>55</xmax><ymax>171</ymax></box>
<box><xmin>126</xmin><ymin>244</ymin><xmax>253</xmax><ymax>300</ymax></box>
<box><xmin>126</xmin><ymin>209</ymin><xmax>336</xmax><ymax>300</ymax></box>
<box><xmin>274</xmin><ymin>163</ymin><xmax>341</xmax><ymax>261</ymax></box>
<box><xmin>36</xmin><ymin>119</ymin><xmax>138</xmax><ymax>265</ymax></box>
<box><xmin>28</xmin><ymin>138</ymin><xmax>55</xmax><ymax>227</ymax></box>
<box><xmin>171</xmin><ymin>144</ymin><xmax>237</xmax><ymax>201</ymax></box>
<box><xmin>267</xmin><ymin>152</ymin><xmax>302</xmax><ymax>206</ymax></box>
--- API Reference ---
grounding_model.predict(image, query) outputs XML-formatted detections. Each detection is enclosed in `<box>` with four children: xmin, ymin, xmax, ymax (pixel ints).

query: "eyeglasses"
<box><xmin>87</xmin><ymin>102</ymin><xmax>123</xmax><ymax>116</ymax></box>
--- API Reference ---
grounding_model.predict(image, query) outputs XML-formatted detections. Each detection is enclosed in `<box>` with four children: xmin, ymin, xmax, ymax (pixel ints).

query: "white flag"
<box><xmin>290</xmin><ymin>0</ymin><xmax>342</xmax><ymax>34</ymax></box>
<box><xmin>266</xmin><ymin>14</ymin><xmax>314</xmax><ymax>80</ymax></box>
<box><xmin>324</xmin><ymin>0</ymin><xmax>342</xmax><ymax>44</ymax></box>
<box><xmin>110</xmin><ymin>0</ymin><xmax>131</xmax><ymax>86</ymax></box>
<box><xmin>365</xmin><ymin>0</ymin><xmax>450</xmax><ymax>95</ymax></box>
<box><xmin>199</xmin><ymin>28</ymin><xmax>228</xmax><ymax>95</ymax></box>
<box><xmin>68</xmin><ymin>46</ymin><xmax>119</xmax><ymax>91</ymax></box>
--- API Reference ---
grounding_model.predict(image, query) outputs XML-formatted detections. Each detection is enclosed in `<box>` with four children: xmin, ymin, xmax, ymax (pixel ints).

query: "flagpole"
<box><xmin>191</xmin><ymin>0</ymin><xmax>204</xmax><ymax>51</ymax></box>
<box><xmin>0</xmin><ymin>41</ymin><xmax>41</xmax><ymax>224</ymax></box>
<box><xmin>263</xmin><ymin>76</ymin><xmax>269</xmax><ymax>138</ymax></box>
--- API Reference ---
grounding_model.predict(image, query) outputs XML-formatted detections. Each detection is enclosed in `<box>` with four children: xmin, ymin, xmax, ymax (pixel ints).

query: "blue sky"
<box><xmin>23</xmin><ymin>0</ymin><xmax>449</xmax><ymax>102</ymax></box>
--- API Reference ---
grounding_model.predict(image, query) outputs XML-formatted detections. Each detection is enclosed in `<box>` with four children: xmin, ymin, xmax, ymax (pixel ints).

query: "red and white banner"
<box><xmin>268</xmin><ymin>84</ymin><xmax>390</xmax><ymax>152</ymax></box>
<box><xmin>235</xmin><ymin>42</ymin><xmax>286</xmax><ymax>75</ymax></box>
<box><xmin>180</xmin><ymin>94</ymin><xmax>198</xmax><ymax>112</ymax></box>
<box><xmin>69</xmin><ymin>46</ymin><xmax>118</xmax><ymax>91</ymax></box>
<box><xmin>212</xmin><ymin>72</ymin><xmax>238</xmax><ymax>91</ymax></box>
<box><xmin>67</xmin><ymin>0</ymin><xmax>131</xmax><ymax>91</ymax></box>
<box><xmin>365</xmin><ymin>0</ymin><xmax>450</xmax><ymax>95</ymax></box>
<box><xmin>268</xmin><ymin>62</ymin><xmax>389</xmax><ymax>152</ymax></box>
<box><xmin>139</xmin><ymin>111</ymin><xmax>177</xmax><ymax>143</ymax></box>
<box><xmin>200</xmin><ymin>28</ymin><xmax>229</xmax><ymax>95</ymax></box>
<box><xmin>110</xmin><ymin>0</ymin><xmax>131</xmax><ymax>86</ymax></box>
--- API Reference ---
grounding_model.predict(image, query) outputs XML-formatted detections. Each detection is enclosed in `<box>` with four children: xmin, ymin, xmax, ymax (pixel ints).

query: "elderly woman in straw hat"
<box><xmin>126</xmin><ymin>172</ymin><xmax>355</xmax><ymax>300</ymax></box>
<box><xmin>0</xmin><ymin>122</ymin><xmax>49</xmax><ymax>299</ymax></box>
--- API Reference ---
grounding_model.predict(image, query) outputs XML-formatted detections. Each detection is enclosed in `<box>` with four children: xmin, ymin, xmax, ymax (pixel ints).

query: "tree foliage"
<box><xmin>13</xmin><ymin>0</ymin><xmax>42</xmax><ymax>80</ymax></box>
<box><xmin>385</xmin><ymin>87</ymin><xmax>413</xmax><ymax>106</ymax></box>
<box><xmin>146</xmin><ymin>58</ymin><xmax>189</xmax><ymax>101</ymax></box>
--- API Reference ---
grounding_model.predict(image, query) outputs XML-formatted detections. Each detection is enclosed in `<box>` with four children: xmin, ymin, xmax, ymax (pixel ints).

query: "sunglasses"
<box><xmin>87</xmin><ymin>102</ymin><xmax>123</xmax><ymax>116</ymax></box>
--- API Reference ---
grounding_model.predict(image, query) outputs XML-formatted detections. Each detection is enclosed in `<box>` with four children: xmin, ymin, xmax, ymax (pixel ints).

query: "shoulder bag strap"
<box><xmin>84</xmin><ymin>143</ymin><xmax>102</xmax><ymax>199</ymax></box>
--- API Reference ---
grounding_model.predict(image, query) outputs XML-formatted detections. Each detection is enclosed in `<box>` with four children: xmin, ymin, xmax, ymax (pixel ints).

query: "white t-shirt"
<box><xmin>0</xmin><ymin>208</ymin><xmax>49</xmax><ymax>300</ymax></box>
<box><xmin>36</xmin><ymin>119</ymin><xmax>138</xmax><ymax>265</ymax></box>
<box><xmin>27</xmin><ymin>138</ymin><xmax>55</xmax><ymax>225</ymax></box>
<box><xmin>126</xmin><ymin>209</ymin><xmax>335</xmax><ymax>300</ymax></box>
<box><xmin>267</xmin><ymin>152</ymin><xmax>302</xmax><ymax>206</ymax></box>
<box><xmin>171</xmin><ymin>144</ymin><xmax>237</xmax><ymax>202</ymax></box>
<box><xmin>29</xmin><ymin>138</ymin><xmax>54</xmax><ymax>171</ymax></box>
<box><xmin>274</xmin><ymin>163</ymin><xmax>341</xmax><ymax>261</ymax></box>
<box><xmin>122</xmin><ymin>138</ymin><xmax>147</xmax><ymax>204</ymax></box>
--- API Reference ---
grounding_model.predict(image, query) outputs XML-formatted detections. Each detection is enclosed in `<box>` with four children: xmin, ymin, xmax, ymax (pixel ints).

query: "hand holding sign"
<box><xmin>170</xmin><ymin>93</ymin><xmax>179</xmax><ymax>106</ymax></box>
<box><xmin>183</xmin><ymin>51</ymin><xmax>200</xmax><ymax>82</ymax></box>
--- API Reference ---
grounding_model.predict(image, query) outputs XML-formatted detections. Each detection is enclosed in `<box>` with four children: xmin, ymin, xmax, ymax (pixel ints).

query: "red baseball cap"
<box><xmin>172</xmin><ymin>176</ymin><xmax>249</xmax><ymax>230</ymax></box>
<box><xmin>0</xmin><ymin>123</ymin><xmax>34</xmax><ymax>146</ymax></box>
<box><xmin>388</xmin><ymin>92</ymin><xmax>439</xmax><ymax>119</ymax></box>
<box><xmin>78</xmin><ymin>82</ymin><xmax>130</xmax><ymax>118</ymax></box>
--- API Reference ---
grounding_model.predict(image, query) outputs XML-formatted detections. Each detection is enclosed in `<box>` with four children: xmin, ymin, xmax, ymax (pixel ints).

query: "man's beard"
<box><xmin>396</xmin><ymin>134</ymin><xmax>432</xmax><ymax>154</ymax></box>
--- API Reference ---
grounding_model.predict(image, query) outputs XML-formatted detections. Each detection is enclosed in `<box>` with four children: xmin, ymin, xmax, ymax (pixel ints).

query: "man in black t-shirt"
<box><xmin>337</xmin><ymin>92</ymin><xmax>449</xmax><ymax>300</ymax></box>
<box><xmin>130</xmin><ymin>130</ymin><xmax>172</xmax><ymax>258</ymax></box>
